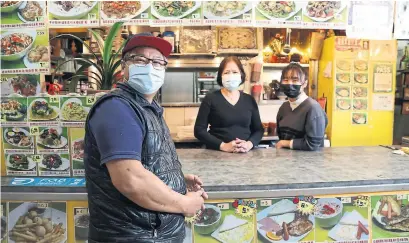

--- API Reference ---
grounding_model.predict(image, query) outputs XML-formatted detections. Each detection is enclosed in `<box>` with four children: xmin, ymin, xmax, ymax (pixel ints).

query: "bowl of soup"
<box><xmin>194</xmin><ymin>205</ymin><xmax>222</xmax><ymax>235</ymax></box>
<box><xmin>314</xmin><ymin>198</ymin><xmax>343</xmax><ymax>228</ymax></box>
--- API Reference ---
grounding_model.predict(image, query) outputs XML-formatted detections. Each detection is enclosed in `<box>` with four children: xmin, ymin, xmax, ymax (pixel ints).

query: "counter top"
<box><xmin>2</xmin><ymin>147</ymin><xmax>409</xmax><ymax>200</ymax></box>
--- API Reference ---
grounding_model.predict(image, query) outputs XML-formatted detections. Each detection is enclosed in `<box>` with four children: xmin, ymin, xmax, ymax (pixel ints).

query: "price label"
<box><xmin>141</xmin><ymin>13</ymin><xmax>148</xmax><ymax>19</ymax></box>
<box><xmin>341</xmin><ymin>197</ymin><xmax>352</xmax><ymax>204</ymax></box>
<box><xmin>37</xmin><ymin>31</ymin><xmax>46</xmax><ymax>36</ymax></box>
<box><xmin>243</xmin><ymin>14</ymin><xmax>252</xmax><ymax>20</ymax></box>
<box><xmin>30</xmin><ymin>126</ymin><xmax>40</xmax><ymax>136</ymax></box>
<box><xmin>76</xmin><ymin>208</ymin><xmax>88</xmax><ymax>215</ymax></box>
<box><xmin>217</xmin><ymin>203</ymin><xmax>229</xmax><ymax>210</ymax></box>
<box><xmin>397</xmin><ymin>194</ymin><xmax>406</xmax><ymax>200</ymax></box>
<box><xmin>86</xmin><ymin>96</ymin><xmax>96</xmax><ymax>105</ymax></box>
<box><xmin>35</xmin><ymin>16</ymin><xmax>44</xmax><ymax>22</ymax></box>
<box><xmin>353</xmin><ymin>196</ymin><xmax>369</xmax><ymax>208</ymax></box>
<box><xmin>37</xmin><ymin>203</ymin><xmax>48</xmax><ymax>208</ymax></box>
<box><xmin>88</xmin><ymin>13</ymin><xmax>97</xmax><ymax>19</ymax></box>
<box><xmin>260</xmin><ymin>200</ymin><xmax>272</xmax><ymax>207</ymax></box>
<box><xmin>39</xmin><ymin>62</ymin><xmax>49</xmax><ymax>68</ymax></box>
<box><xmin>192</xmin><ymin>13</ymin><xmax>200</xmax><ymax>19</ymax></box>
<box><xmin>49</xmin><ymin>96</ymin><xmax>59</xmax><ymax>105</ymax></box>
<box><xmin>31</xmin><ymin>155</ymin><xmax>43</xmax><ymax>163</ymax></box>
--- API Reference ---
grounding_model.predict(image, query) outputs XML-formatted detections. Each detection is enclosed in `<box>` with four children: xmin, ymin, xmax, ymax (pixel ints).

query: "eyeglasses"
<box><xmin>125</xmin><ymin>54</ymin><xmax>168</xmax><ymax>70</ymax></box>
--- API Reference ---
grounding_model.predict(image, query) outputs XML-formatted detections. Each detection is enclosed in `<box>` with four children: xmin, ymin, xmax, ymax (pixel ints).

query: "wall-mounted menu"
<box><xmin>60</xmin><ymin>96</ymin><xmax>91</xmax><ymax>127</ymax></box>
<box><xmin>35</xmin><ymin>126</ymin><xmax>69</xmax><ymax>154</ymax></box>
<box><xmin>27</xmin><ymin>96</ymin><xmax>60</xmax><ymax>126</ymax></box>
<box><xmin>150</xmin><ymin>1</ymin><xmax>202</xmax><ymax>26</ymax></box>
<box><xmin>203</xmin><ymin>1</ymin><xmax>253</xmax><ymax>26</ymax></box>
<box><xmin>1</xmin><ymin>74</ymin><xmax>41</xmax><ymax>97</ymax></box>
<box><xmin>1</xmin><ymin>97</ymin><xmax>29</xmax><ymax>126</ymax></box>
<box><xmin>302</xmin><ymin>1</ymin><xmax>348</xmax><ymax>29</ymax></box>
<box><xmin>37</xmin><ymin>153</ymin><xmax>71</xmax><ymax>177</ymax></box>
<box><xmin>0</xmin><ymin>1</ymin><xmax>47</xmax><ymax>29</ymax></box>
<box><xmin>0</xmin><ymin>28</ymin><xmax>50</xmax><ymax>74</ymax></box>
<box><xmin>48</xmin><ymin>1</ymin><xmax>100</xmax><ymax>27</ymax></box>
<box><xmin>100</xmin><ymin>1</ymin><xmax>151</xmax><ymax>26</ymax></box>
<box><xmin>70</xmin><ymin>128</ymin><xmax>85</xmax><ymax>177</ymax></box>
<box><xmin>254</xmin><ymin>1</ymin><xmax>302</xmax><ymax>28</ymax></box>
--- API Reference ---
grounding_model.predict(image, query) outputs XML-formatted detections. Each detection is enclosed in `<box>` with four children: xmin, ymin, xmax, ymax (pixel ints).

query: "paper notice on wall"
<box><xmin>394</xmin><ymin>1</ymin><xmax>409</xmax><ymax>39</ymax></box>
<box><xmin>372</xmin><ymin>94</ymin><xmax>394</xmax><ymax>111</ymax></box>
<box><xmin>346</xmin><ymin>1</ymin><xmax>394</xmax><ymax>40</ymax></box>
<box><xmin>373</xmin><ymin>63</ymin><xmax>393</xmax><ymax>92</ymax></box>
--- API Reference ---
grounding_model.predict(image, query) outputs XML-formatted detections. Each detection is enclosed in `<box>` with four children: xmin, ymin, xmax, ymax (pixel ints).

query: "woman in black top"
<box><xmin>194</xmin><ymin>56</ymin><xmax>263</xmax><ymax>153</ymax></box>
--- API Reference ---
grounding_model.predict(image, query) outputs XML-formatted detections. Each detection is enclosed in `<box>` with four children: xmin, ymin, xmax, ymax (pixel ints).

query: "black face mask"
<box><xmin>280</xmin><ymin>84</ymin><xmax>302</xmax><ymax>98</ymax></box>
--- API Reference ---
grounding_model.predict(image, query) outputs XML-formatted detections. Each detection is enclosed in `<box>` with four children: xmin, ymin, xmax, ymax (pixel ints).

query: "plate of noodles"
<box><xmin>60</xmin><ymin>98</ymin><xmax>89</xmax><ymax>122</ymax></box>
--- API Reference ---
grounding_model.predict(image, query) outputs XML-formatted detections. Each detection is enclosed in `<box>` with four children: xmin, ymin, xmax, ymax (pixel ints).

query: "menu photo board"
<box><xmin>100</xmin><ymin>1</ymin><xmax>151</xmax><ymax>26</ymax></box>
<box><xmin>3</xmin><ymin>126</ymin><xmax>36</xmax><ymax>176</ymax></box>
<box><xmin>193</xmin><ymin>199</ymin><xmax>257</xmax><ymax>243</ymax></box>
<box><xmin>254</xmin><ymin>1</ymin><xmax>302</xmax><ymax>28</ymax></box>
<box><xmin>256</xmin><ymin>197</ymin><xmax>315</xmax><ymax>243</ymax></box>
<box><xmin>27</xmin><ymin>96</ymin><xmax>60</xmax><ymax>126</ymax></box>
<box><xmin>48</xmin><ymin>1</ymin><xmax>100</xmax><ymax>27</ymax></box>
<box><xmin>371</xmin><ymin>194</ymin><xmax>409</xmax><ymax>243</ymax></box>
<box><xmin>36</xmin><ymin>153</ymin><xmax>71</xmax><ymax>177</ymax></box>
<box><xmin>0</xmin><ymin>28</ymin><xmax>50</xmax><ymax>74</ymax></box>
<box><xmin>0</xmin><ymin>96</ymin><xmax>29</xmax><ymax>126</ymax></box>
<box><xmin>302</xmin><ymin>1</ymin><xmax>348</xmax><ymax>29</ymax></box>
<box><xmin>60</xmin><ymin>96</ymin><xmax>92</xmax><ymax>127</ymax></box>
<box><xmin>7</xmin><ymin>201</ymin><xmax>68</xmax><ymax>243</ymax></box>
<box><xmin>0</xmin><ymin>1</ymin><xmax>47</xmax><ymax>29</ymax></box>
<box><xmin>150</xmin><ymin>1</ymin><xmax>202</xmax><ymax>26</ymax></box>
<box><xmin>70</xmin><ymin>128</ymin><xmax>85</xmax><ymax>177</ymax></box>
<box><xmin>73</xmin><ymin>207</ymin><xmax>90</xmax><ymax>242</ymax></box>
<box><xmin>34</xmin><ymin>126</ymin><xmax>70</xmax><ymax>155</ymax></box>
<box><xmin>1</xmin><ymin>74</ymin><xmax>41</xmax><ymax>97</ymax></box>
<box><xmin>203</xmin><ymin>1</ymin><xmax>253</xmax><ymax>26</ymax></box>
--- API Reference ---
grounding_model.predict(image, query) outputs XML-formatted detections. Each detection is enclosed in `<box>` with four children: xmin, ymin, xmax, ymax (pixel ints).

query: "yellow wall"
<box><xmin>318</xmin><ymin>37</ymin><xmax>397</xmax><ymax>147</ymax></box>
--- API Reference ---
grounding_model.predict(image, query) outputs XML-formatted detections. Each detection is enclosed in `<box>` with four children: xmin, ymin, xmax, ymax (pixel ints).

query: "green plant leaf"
<box><xmin>103</xmin><ymin>22</ymin><xmax>124</xmax><ymax>66</ymax></box>
<box><xmin>109</xmin><ymin>35</ymin><xmax>128</xmax><ymax>68</ymax></box>
<box><xmin>89</xmin><ymin>29</ymin><xmax>105</xmax><ymax>56</ymax></box>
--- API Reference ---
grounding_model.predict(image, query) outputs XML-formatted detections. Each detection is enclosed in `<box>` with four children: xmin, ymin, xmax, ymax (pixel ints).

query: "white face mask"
<box><xmin>127</xmin><ymin>63</ymin><xmax>165</xmax><ymax>94</ymax></box>
<box><xmin>222</xmin><ymin>73</ymin><xmax>242</xmax><ymax>91</ymax></box>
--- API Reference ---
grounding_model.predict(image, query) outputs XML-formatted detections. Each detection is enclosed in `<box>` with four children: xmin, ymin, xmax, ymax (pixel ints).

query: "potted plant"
<box><xmin>50</xmin><ymin>22</ymin><xmax>126</xmax><ymax>93</ymax></box>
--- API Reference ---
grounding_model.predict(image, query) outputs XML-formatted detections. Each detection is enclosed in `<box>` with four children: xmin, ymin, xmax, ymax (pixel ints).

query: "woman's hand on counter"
<box><xmin>234</xmin><ymin>140</ymin><xmax>253</xmax><ymax>153</ymax></box>
<box><xmin>276</xmin><ymin>140</ymin><xmax>291</xmax><ymax>149</ymax></box>
<box><xmin>220</xmin><ymin>140</ymin><xmax>238</xmax><ymax>153</ymax></box>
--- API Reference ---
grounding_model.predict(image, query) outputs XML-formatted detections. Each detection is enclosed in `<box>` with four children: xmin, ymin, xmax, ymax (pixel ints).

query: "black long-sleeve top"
<box><xmin>194</xmin><ymin>90</ymin><xmax>264</xmax><ymax>150</ymax></box>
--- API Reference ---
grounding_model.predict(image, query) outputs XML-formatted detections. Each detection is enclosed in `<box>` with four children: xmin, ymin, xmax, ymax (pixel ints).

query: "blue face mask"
<box><xmin>222</xmin><ymin>74</ymin><xmax>242</xmax><ymax>91</ymax></box>
<box><xmin>127</xmin><ymin>64</ymin><xmax>165</xmax><ymax>94</ymax></box>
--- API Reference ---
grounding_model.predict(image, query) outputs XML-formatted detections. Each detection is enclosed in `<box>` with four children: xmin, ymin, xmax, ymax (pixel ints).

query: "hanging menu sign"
<box><xmin>254</xmin><ymin>1</ymin><xmax>302</xmax><ymax>28</ymax></box>
<box><xmin>346</xmin><ymin>1</ymin><xmax>394</xmax><ymax>40</ymax></box>
<box><xmin>48</xmin><ymin>1</ymin><xmax>100</xmax><ymax>27</ymax></box>
<box><xmin>302</xmin><ymin>1</ymin><xmax>348</xmax><ymax>29</ymax></box>
<box><xmin>150</xmin><ymin>1</ymin><xmax>202</xmax><ymax>26</ymax></box>
<box><xmin>0</xmin><ymin>28</ymin><xmax>50</xmax><ymax>75</ymax></box>
<box><xmin>0</xmin><ymin>1</ymin><xmax>47</xmax><ymax>29</ymax></box>
<box><xmin>394</xmin><ymin>1</ymin><xmax>409</xmax><ymax>40</ymax></box>
<box><xmin>100</xmin><ymin>1</ymin><xmax>151</xmax><ymax>26</ymax></box>
<box><xmin>203</xmin><ymin>1</ymin><xmax>253</xmax><ymax>26</ymax></box>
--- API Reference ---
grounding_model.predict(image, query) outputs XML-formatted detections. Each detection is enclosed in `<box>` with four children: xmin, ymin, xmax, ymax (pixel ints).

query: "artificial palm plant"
<box><xmin>50</xmin><ymin>22</ymin><xmax>126</xmax><ymax>92</ymax></box>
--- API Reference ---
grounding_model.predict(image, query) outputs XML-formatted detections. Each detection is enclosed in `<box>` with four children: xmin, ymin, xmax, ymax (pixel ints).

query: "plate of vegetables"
<box><xmin>256</xmin><ymin>1</ymin><xmax>301</xmax><ymax>20</ymax></box>
<box><xmin>37</xmin><ymin>128</ymin><xmax>68</xmax><ymax>149</ymax></box>
<box><xmin>7</xmin><ymin>154</ymin><xmax>36</xmax><ymax>171</ymax></box>
<box><xmin>39</xmin><ymin>154</ymin><xmax>70</xmax><ymax>171</ymax></box>
<box><xmin>0</xmin><ymin>30</ymin><xmax>37</xmax><ymax>62</ymax></box>
<box><xmin>28</xmin><ymin>98</ymin><xmax>59</xmax><ymax>121</ymax></box>
<box><xmin>304</xmin><ymin>1</ymin><xmax>346</xmax><ymax>22</ymax></box>
<box><xmin>151</xmin><ymin>1</ymin><xmax>200</xmax><ymax>19</ymax></box>
<box><xmin>3</xmin><ymin>127</ymin><xmax>33</xmax><ymax>148</ymax></box>
<box><xmin>101</xmin><ymin>1</ymin><xmax>150</xmax><ymax>20</ymax></box>
<box><xmin>1</xmin><ymin>99</ymin><xmax>27</xmax><ymax>121</ymax></box>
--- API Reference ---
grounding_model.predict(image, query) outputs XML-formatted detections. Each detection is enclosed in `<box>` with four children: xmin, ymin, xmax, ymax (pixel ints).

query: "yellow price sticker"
<box><xmin>37</xmin><ymin>203</ymin><xmax>48</xmax><ymax>208</ymax></box>
<box><xmin>49</xmin><ymin>96</ymin><xmax>59</xmax><ymax>105</ymax></box>
<box><xmin>30</xmin><ymin>126</ymin><xmax>40</xmax><ymax>136</ymax></box>
<box><xmin>297</xmin><ymin>201</ymin><xmax>314</xmax><ymax>215</ymax></box>
<box><xmin>31</xmin><ymin>155</ymin><xmax>43</xmax><ymax>163</ymax></box>
<box><xmin>353</xmin><ymin>196</ymin><xmax>369</xmax><ymax>208</ymax></box>
<box><xmin>236</xmin><ymin>205</ymin><xmax>254</xmax><ymax>218</ymax></box>
<box><xmin>86</xmin><ymin>96</ymin><xmax>96</xmax><ymax>105</ymax></box>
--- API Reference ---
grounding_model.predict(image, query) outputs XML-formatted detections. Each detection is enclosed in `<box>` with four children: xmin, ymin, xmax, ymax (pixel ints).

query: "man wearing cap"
<box><xmin>84</xmin><ymin>33</ymin><xmax>207</xmax><ymax>242</ymax></box>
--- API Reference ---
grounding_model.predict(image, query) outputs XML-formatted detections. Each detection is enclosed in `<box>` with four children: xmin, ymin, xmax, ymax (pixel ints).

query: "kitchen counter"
<box><xmin>2</xmin><ymin>147</ymin><xmax>409</xmax><ymax>200</ymax></box>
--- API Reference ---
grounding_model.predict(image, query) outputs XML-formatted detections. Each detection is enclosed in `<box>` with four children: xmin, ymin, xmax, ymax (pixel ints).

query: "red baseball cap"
<box><xmin>122</xmin><ymin>32</ymin><xmax>172</xmax><ymax>58</ymax></box>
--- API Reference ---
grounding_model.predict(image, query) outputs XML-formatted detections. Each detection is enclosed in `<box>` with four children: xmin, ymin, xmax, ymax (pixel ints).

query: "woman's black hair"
<box><xmin>216</xmin><ymin>56</ymin><xmax>246</xmax><ymax>87</ymax></box>
<box><xmin>280</xmin><ymin>62</ymin><xmax>306</xmax><ymax>83</ymax></box>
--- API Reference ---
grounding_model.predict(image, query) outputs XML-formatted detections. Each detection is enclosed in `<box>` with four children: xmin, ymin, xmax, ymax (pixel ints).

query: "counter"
<box><xmin>2</xmin><ymin>147</ymin><xmax>409</xmax><ymax>201</ymax></box>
